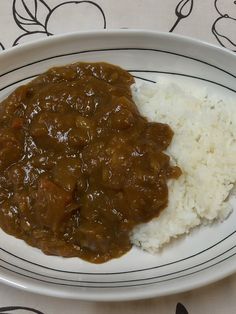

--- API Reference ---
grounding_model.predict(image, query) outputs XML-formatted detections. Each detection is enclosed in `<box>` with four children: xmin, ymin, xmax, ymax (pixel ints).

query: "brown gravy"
<box><xmin>0</xmin><ymin>62</ymin><xmax>181</xmax><ymax>263</ymax></box>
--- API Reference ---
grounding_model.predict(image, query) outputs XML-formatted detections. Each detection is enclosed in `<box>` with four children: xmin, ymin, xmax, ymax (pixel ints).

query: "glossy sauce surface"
<box><xmin>0</xmin><ymin>62</ymin><xmax>181</xmax><ymax>263</ymax></box>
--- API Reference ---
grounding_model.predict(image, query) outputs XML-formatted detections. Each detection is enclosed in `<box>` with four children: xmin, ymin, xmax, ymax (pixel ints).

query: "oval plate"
<box><xmin>0</xmin><ymin>30</ymin><xmax>236</xmax><ymax>301</ymax></box>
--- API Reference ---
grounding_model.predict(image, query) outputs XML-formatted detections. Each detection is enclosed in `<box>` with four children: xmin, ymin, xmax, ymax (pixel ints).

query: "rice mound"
<box><xmin>131</xmin><ymin>78</ymin><xmax>236</xmax><ymax>253</ymax></box>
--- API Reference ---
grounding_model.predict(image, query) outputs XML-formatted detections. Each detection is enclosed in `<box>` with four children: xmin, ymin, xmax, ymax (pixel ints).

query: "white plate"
<box><xmin>0</xmin><ymin>30</ymin><xmax>236</xmax><ymax>301</ymax></box>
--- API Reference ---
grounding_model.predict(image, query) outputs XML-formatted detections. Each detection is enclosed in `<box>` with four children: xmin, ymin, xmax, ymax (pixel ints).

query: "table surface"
<box><xmin>0</xmin><ymin>1</ymin><xmax>236</xmax><ymax>313</ymax></box>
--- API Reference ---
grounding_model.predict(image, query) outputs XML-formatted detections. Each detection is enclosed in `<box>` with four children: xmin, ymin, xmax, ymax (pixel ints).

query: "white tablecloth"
<box><xmin>0</xmin><ymin>1</ymin><xmax>236</xmax><ymax>313</ymax></box>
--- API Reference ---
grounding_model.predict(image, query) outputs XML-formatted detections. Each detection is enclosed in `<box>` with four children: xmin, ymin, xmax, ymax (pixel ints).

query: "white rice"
<box><xmin>131</xmin><ymin>77</ymin><xmax>236</xmax><ymax>253</ymax></box>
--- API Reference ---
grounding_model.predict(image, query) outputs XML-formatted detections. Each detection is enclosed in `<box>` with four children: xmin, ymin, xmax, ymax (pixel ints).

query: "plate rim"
<box><xmin>1</xmin><ymin>28</ymin><xmax>236</xmax><ymax>63</ymax></box>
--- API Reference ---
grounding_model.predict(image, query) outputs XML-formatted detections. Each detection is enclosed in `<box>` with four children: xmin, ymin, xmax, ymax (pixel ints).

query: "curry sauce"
<box><xmin>0</xmin><ymin>62</ymin><xmax>181</xmax><ymax>263</ymax></box>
